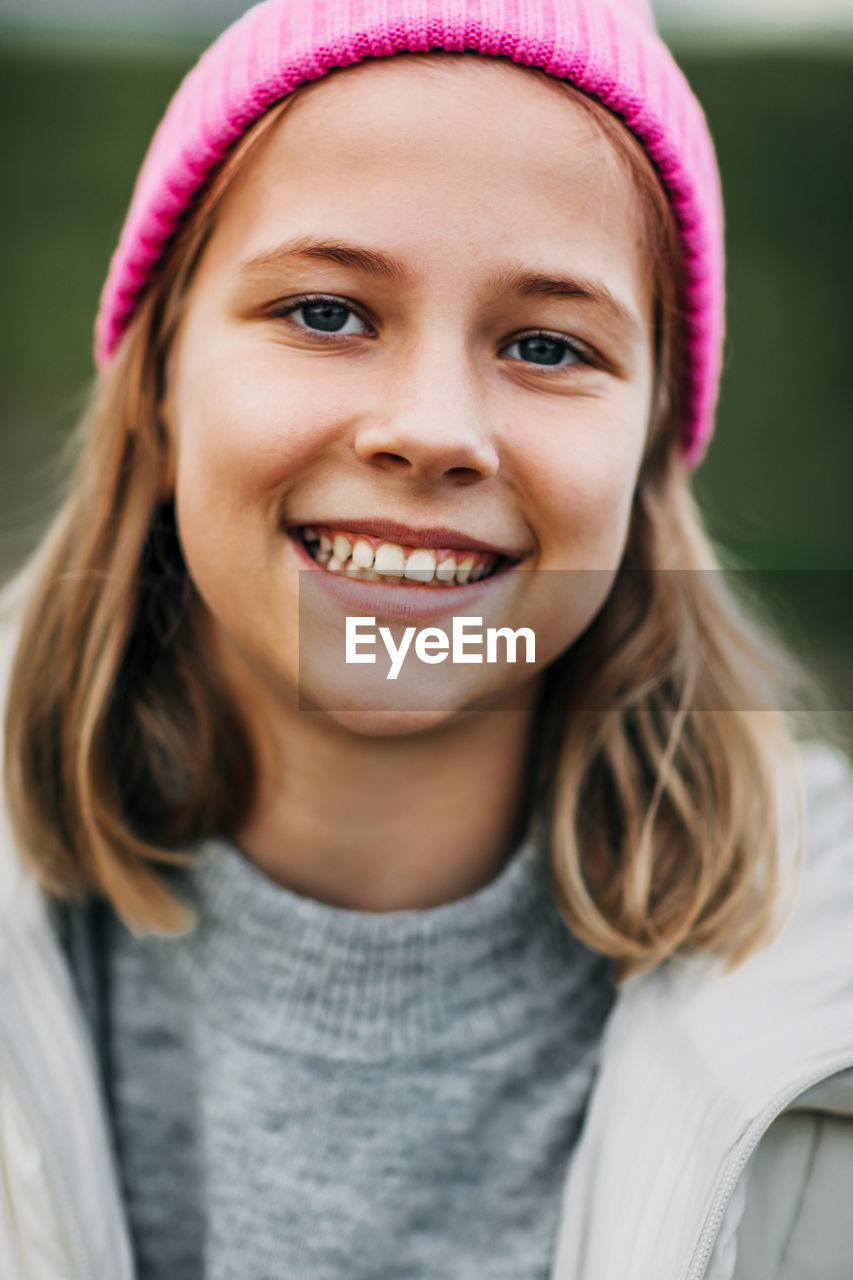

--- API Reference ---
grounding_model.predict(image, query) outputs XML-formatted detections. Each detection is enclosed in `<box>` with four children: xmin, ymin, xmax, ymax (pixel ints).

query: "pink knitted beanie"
<box><xmin>94</xmin><ymin>0</ymin><xmax>724</xmax><ymax>467</ymax></box>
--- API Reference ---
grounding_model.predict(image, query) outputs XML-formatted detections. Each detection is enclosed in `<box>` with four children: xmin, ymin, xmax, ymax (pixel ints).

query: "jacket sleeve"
<box><xmin>730</xmin><ymin>1069</ymin><xmax>853</xmax><ymax>1280</ymax></box>
<box><xmin>0</xmin><ymin>1070</ymin><xmax>79</xmax><ymax>1280</ymax></box>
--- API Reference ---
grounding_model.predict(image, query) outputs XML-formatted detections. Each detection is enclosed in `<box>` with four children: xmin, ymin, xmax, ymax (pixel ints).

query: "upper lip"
<box><xmin>288</xmin><ymin>518</ymin><xmax>522</xmax><ymax>559</ymax></box>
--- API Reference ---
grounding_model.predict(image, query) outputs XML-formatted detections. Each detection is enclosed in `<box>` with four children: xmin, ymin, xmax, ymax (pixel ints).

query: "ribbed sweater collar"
<box><xmin>169</xmin><ymin>827</ymin><xmax>611</xmax><ymax>1063</ymax></box>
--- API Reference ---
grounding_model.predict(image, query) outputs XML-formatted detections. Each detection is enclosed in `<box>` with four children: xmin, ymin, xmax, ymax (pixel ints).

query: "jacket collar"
<box><xmin>0</xmin><ymin>615</ymin><xmax>134</xmax><ymax>1279</ymax></box>
<box><xmin>551</xmin><ymin>740</ymin><xmax>853</xmax><ymax>1279</ymax></box>
<box><xmin>0</xmin><ymin>868</ymin><xmax>135</xmax><ymax>1280</ymax></box>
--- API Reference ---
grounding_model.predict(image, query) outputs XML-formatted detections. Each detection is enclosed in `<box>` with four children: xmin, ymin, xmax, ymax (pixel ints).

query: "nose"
<box><xmin>352</xmin><ymin>343</ymin><xmax>500</xmax><ymax>485</ymax></box>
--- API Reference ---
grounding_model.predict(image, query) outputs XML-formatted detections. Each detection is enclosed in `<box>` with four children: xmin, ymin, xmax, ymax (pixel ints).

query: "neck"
<box><xmin>228</xmin><ymin>669</ymin><xmax>544</xmax><ymax>913</ymax></box>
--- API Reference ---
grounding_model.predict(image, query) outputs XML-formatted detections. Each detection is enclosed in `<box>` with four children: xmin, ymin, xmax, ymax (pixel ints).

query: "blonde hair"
<box><xmin>1</xmin><ymin>55</ymin><xmax>834</xmax><ymax>976</ymax></box>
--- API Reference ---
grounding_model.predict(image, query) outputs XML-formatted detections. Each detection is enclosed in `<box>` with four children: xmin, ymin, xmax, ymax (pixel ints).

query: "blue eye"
<box><xmin>283</xmin><ymin>296</ymin><xmax>368</xmax><ymax>335</ymax></box>
<box><xmin>501</xmin><ymin>334</ymin><xmax>584</xmax><ymax>368</ymax></box>
<box><xmin>277</xmin><ymin>301</ymin><xmax>587</xmax><ymax>366</ymax></box>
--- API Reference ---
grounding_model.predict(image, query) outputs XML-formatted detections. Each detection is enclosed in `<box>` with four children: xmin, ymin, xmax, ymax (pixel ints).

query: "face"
<box><xmin>162</xmin><ymin>55</ymin><xmax>656</xmax><ymax>734</ymax></box>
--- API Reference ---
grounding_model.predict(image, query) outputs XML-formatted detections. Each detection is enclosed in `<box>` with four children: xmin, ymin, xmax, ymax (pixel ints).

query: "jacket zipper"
<box><xmin>684</xmin><ymin>1051</ymin><xmax>853</xmax><ymax>1280</ymax></box>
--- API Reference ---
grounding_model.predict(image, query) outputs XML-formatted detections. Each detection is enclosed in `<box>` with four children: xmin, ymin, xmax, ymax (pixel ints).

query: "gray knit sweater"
<box><xmin>58</xmin><ymin>830</ymin><xmax>616</xmax><ymax>1279</ymax></box>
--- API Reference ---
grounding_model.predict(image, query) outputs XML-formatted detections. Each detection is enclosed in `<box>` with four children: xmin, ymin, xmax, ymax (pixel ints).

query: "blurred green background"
<box><xmin>0</xmin><ymin>38</ymin><xmax>850</xmax><ymax>733</ymax></box>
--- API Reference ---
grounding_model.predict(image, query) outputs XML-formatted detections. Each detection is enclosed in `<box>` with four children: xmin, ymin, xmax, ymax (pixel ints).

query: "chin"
<box><xmin>296</xmin><ymin>671</ymin><xmax>541</xmax><ymax>738</ymax></box>
<box><xmin>307</xmin><ymin>705</ymin><xmax>464</xmax><ymax>739</ymax></box>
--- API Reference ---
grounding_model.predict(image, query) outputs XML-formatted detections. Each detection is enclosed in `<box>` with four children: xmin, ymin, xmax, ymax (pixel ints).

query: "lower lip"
<box><xmin>287</xmin><ymin>531</ymin><xmax>517</xmax><ymax>622</ymax></box>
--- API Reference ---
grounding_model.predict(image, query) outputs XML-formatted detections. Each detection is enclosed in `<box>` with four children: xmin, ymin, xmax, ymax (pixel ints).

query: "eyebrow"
<box><xmin>238</xmin><ymin>237</ymin><xmax>404</xmax><ymax>285</ymax></box>
<box><xmin>238</xmin><ymin>237</ymin><xmax>641</xmax><ymax>337</ymax></box>
<box><xmin>489</xmin><ymin>266</ymin><xmax>642</xmax><ymax>339</ymax></box>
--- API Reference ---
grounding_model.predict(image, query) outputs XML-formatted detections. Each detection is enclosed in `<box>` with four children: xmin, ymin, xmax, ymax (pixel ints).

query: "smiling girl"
<box><xmin>2</xmin><ymin>1</ymin><xmax>853</xmax><ymax>1278</ymax></box>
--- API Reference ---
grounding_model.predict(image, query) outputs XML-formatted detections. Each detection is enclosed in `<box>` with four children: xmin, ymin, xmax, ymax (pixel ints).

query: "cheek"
<box><xmin>521</xmin><ymin>406</ymin><xmax>646</xmax><ymax>556</ymax></box>
<box><xmin>170</xmin><ymin>342</ymin><xmax>353</xmax><ymax>509</ymax></box>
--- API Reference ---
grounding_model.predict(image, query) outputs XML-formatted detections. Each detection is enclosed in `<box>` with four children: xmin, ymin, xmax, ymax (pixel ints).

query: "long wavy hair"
<box><xmin>1</xmin><ymin>55</ymin><xmax>832</xmax><ymax>977</ymax></box>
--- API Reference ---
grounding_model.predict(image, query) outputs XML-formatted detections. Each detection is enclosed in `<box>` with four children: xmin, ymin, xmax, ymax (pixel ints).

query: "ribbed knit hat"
<box><xmin>94</xmin><ymin>0</ymin><xmax>724</xmax><ymax>467</ymax></box>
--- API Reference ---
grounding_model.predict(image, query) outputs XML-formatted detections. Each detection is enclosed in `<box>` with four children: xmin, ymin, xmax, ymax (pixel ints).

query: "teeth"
<box><xmin>404</xmin><ymin>549</ymin><xmax>437</xmax><ymax>583</ymax></box>
<box><xmin>435</xmin><ymin>556</ymin><xmax>457</xmax><ymax>583</ymax></box>
<box><xmin>373</xmin><ymin>542</ymin><xmax>406</xmax><ymax>577</ymax></box>
<box><xmin>332</xmin><ymin>533</ymin><xmax>352</xmax><ymax>562</ymax></box>
<box><xmin>351</xmin><ymin>538</ymin><xmax>374</xmax><ymax>569</ymax></box>
<box><xmin>336</xmin><ymin>562</ymin><xmax>382</xmax><ymax>581</ymax></box>
<box><xmin>455</xmin><ymin>555</ymin><xmax>475</xmax><ymax>584</ymax></box>
<box><xmin>304</xmin><ymin>528</ymin><xmax>498</xmax><ymax>585</ymax></box>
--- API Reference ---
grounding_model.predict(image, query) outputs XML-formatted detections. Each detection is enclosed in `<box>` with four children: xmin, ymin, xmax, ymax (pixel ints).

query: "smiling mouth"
<box><xmin>296</xmin><ymin>525</ymin><xmax>507</xmax><ymax>587</ymax></box>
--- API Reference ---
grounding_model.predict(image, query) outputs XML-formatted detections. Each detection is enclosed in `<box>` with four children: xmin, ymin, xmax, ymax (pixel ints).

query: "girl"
<box><xmin>2</xmin><ymin>0</ymin><xmax>852</xmax><ymax>1277</ymax></box>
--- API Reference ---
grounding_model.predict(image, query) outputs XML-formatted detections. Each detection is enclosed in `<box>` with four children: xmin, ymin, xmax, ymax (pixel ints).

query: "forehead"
<box><xmin>203</xmin><ymin>54</ymin><xmax>651</xmax><ymax>316</ymax></box>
